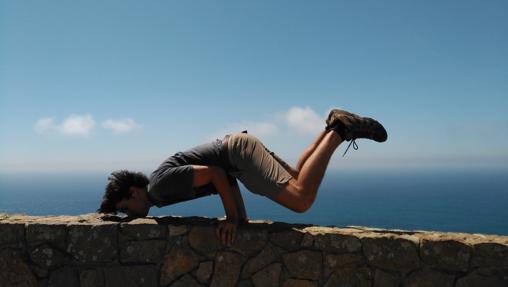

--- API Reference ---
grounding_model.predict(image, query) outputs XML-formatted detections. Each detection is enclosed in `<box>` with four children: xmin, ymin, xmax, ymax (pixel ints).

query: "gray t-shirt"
<box><xmin>147</xmin><ymin>138</ymin><xmax>237</xmax><ymax>208</ymax></box>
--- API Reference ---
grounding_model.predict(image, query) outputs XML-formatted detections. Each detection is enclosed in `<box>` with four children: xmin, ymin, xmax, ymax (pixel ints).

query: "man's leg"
<box><xmin>274</xmin><ymin>130</ymin><xmax>342</xmax><ymax>212</ymax></box>
<box><xmin>269</xmin><ymin>129</ymin><xmax>328</xmax><ymax>179</ymax></box>
<box><xmin>295</xmin><ymin>129</ymin><xmax>328</xmax><ymax>175</ymax></box>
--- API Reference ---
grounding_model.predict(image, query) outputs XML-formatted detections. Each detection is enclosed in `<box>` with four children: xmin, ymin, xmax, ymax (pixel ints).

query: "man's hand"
<box><xmin>216</xmin><ymin>219</ymin><xmax>238</xmax><ymax>247</ymax></box>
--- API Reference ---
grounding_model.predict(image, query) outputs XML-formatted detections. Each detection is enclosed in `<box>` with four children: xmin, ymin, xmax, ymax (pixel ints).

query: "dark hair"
<box><xmin>97</xmin><ymin>170</ymin><xmax>149</xmax><ymax>214</ymax></box>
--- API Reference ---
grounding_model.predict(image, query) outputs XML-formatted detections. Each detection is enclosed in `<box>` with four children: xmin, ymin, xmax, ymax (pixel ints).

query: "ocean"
<box><xmin>1</xmin><ymin>167</ymin><xmax>507</xmax><ymax>236</ymax></box>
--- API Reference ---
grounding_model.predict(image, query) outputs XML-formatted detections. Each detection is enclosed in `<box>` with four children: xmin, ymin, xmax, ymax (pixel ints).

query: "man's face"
<box><xmin>115</xmin><ymin>193</ymin><xmax>149</xmax><ymax>218</ymax></box>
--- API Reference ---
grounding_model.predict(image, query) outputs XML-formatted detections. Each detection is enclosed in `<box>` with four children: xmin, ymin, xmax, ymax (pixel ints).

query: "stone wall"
<box><xmin>0</xmin><ymin>213</ymin><xmax>507</xmax><ymax>287</ymax></box>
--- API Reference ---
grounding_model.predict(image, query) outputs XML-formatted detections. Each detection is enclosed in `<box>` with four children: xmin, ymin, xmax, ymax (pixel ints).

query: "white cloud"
<box><xmin>59</xmin><ymin>114</ymin><xmax>95</xmax><ymax>136</ymax></box>
<box><xmin>102</xmin><ymin>118</ymin><xmax>140</xmax><ymax>134</ymax></box>
<box><xmin>34</xmin><ymin>114</ymin><xmax>95</xmax><ymax>137</ymax></box>
<box><xmin>34</xmin><ymin>117</ymin><xmax>56</xmax><ymax>134</ymax></box>
<box><xmin>285</xmin><ymin>106</ymin><xmax>324</xmax><ymax>135</ymax></box>
<box><xmin>208</xmin><ymin>106</ymin><xmax>327</xmax><ymax>141</ymax></box>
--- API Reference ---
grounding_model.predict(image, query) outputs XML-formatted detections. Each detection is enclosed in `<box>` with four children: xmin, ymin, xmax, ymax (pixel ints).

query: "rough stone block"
<box><xmin>170</xmin><ymin>274</ymin><xmax>203</xmax><ymax>287</ymax></box>
<box><xmin>48</xmin><ymin>267</ymin><xmax>79</xmax><ymax>287</ymax></box>
<box><xmin>282</xmin><ymin>279</ymin><xmax>317</xmax><ymax>287</ymax></box>
<box><xmin>472</xmin><ymin>242</ymin><xmax>508</xmax><ymax>267</ymax></box>
<box><xmin>30</xmin><ymin>244</ymin><xmax>68</xmax><ymax>269</ymax></box>
<box><xmin>104</xmin><ymin>265</ymin><xmax>157</xmax><ymax>287</ymax></box>
<box><xmin>66</xmin><ymin>223</ymin><xmax>117</xmax><ymax>263</ymax></box>
<box><xmin>282</xmin><ymin>250</ymin><xmax>322</xmax><ymax>280</ymax></box>
<box><xmin>456</xmin><ymin>268</ymin><xmax>508</xmax><ymax>287</ymax></box>
<box><xmin>195</xmin><ymin>261</ymin><xmax>214</xmax><ymax>284</ymax></box>
<box><xmin>300</xmin><ymin>233</ymin><xmax>314</xmax><ymax>248</ymax></box>
<box><xmin>241</xmin><ymin>244</ymin><xmax>278</xmax><ymax>279</ymax></box>
<box><xmin>210</xmin><ymin>251</ymin><xmax>243</xmax><ymax>287</ymax></box>
<box><xmin>188</xmin><ymin>226</ymin><xmax>223</xmax><ymax>257</ymax></box>
<box><xmin>0</xmin><ymin>249</ymin><xmax>38</xmax><ymax>287</ymax></box>
<box><xmin>0</xmin><ymin>222</ymin><xmax>25</xmax><ymax>246</ymax></box>
<box><xmin>324</xmin><ymin>267</ymin><xmax>372</xmax><ymax>287</ymax></box>
<box><xmin>160</xmin><ymin>246</ymin><xmax>200</xmax><ymax>285</ymax></box>
<box><xmin>119</xmin><ymin>240</ymin><xmax>166</xmax><ymax>263</ymax></box>
<box><xmin>270</xmin><ymin>230</ymin><xmax>303</xmax><ymax>251</ymax></box>
<box><xmin>420</xmin><ymin>239</ymin><xmax>471</xmax><ymax>272</ymax></box>
<box><xmin>361</xmin><ymin>234</ymin><xmax>420</xmax><ymax>273</ymax></box>
<box><xmin>79</xmin><ymin>269</ymin><xmax>104</xmax><ymax>287</ymax></box>
<box><xmin>252</xmin><ymin>263</ymin><xmax>281</xmax><ymax>287</ymax></box>
<box><xmin>403</xmin><ymin>268</ymin><xmax>455</xmax><ymax>287</ymax></box>
<box><xmin>26</xmin><ymin>223</ymin><xmax>67</xmax><ymax>250</ymax></box>
<box><xmin>169</xmin><ymin>224</ymin><xmax>189</xmax><ymax>237</ymax></box>
<box><xmin>324</xmin><ymin>253</ymin><xmax>365</xmax><ymax>278</ymax></box>
<box><xmin>119</xmin><ymin>218</ymin><xmax>167</xmax><ymax>242</ymax></box>
<box><xmin>373</xmin><ymin>269</ymin><xmax>399</xmax><ymax>287</ymax></box>
<box><xmin>313</xmin><ymin>233</ymin><xmax>362</xmax><ymax>253</ymax></box>
<box><xmin>237</xmin><ymin>280</ymin><xmax>255</xmax><ymax>287</ymax></box>
<box><xmin>231</xmin><ymin>229</ymin><xmax>268</xmax><ymax>256</ymax></box>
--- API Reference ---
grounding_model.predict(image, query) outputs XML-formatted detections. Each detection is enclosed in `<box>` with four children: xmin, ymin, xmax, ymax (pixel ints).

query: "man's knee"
<box><xmin>290</xmin><ymin>195</ymin><xmax>314</xmax><ymax>213</ymax></box>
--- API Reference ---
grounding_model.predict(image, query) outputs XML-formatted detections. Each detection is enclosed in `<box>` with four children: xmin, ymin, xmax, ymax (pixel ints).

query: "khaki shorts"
<box><xmin>227</xmin><ymin>132</ymin><xmax>293</xmax><ymax>201</ymax></box>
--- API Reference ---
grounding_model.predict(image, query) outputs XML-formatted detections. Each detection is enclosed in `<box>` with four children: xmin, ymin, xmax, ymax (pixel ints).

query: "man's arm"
<box><xmin>191</xmin><ymin>165</ymin><xmax>239</xmax><ymax>246</ymax></box>
<box><xmin>230</xmin><ymin>183</ymin><xmax>248</xmax><ymax>224</ymax></box>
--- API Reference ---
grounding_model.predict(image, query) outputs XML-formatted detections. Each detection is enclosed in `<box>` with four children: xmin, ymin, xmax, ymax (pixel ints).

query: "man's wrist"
<box><xmin>226</xmin><ymin>215</ymin><xmax>239</xmax><ymax>224</ymax></box>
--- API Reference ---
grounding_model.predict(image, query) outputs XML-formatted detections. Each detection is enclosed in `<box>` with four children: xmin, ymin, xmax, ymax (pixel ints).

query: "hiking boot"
<box><xmin>326</xmin><ymin>109</ymin><xmax>387</xmax><ymax>142</ymax></box>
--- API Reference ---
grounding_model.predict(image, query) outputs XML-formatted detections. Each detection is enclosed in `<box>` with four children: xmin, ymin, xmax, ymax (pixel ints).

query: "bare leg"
<box><xmin>270</xmin><ymin>129</ymin><xmax>328</xmax><ymax>179</ymax></box>
<box><xmin>295</xmin><ymin>129</ymin><xmax>328</xmax><ymax>172</ymax></box>
<box><xmin>296</xmin><ymin>130</ymin><xmax>342</xmax><ymax>196</ymax></box>
<box><xmin>274</xmin><ymin>130</ymin><xmax>342</xmax><ymax>212</ymax></box>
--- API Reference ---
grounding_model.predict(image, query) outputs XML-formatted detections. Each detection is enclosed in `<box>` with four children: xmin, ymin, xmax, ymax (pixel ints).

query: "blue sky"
<box><xmin>1</xmin><ymin>0</ymin><xmax>507</xmax><ymax>172</ymax></box>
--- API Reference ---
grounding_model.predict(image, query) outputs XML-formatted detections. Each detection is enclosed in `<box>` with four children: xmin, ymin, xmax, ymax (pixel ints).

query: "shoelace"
<box><xmin>342</xmin><ymin>139</ymin><xmax>358</xmax><ymax>157</ymax></box>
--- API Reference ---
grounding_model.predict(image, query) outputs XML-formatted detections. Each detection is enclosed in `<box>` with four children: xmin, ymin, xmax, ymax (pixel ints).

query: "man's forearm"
<box><xmin>211</xmin><ymin>168</ymin><xmax>240</xmax><ymax>222</ymax></box>
<box><xmin>230</xmin><ymin>184</ymin><xmax>248</xmax><ymax>223</ymax></box>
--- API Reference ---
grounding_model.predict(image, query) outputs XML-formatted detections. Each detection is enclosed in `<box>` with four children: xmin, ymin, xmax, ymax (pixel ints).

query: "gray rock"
<box><xmin>119</xmin><ymin>218</ymin><xmax>167</xmax><ymax>242</ymax></box>
<box><xmin>456</xmin><ymin>268</ymin><xmax>508</xmax><ymax>287</ymax></box>
<box><xmin>324</xmin><ymin>267</ymin><xmax>372</xmax><ymax>287</ymax></box>
<box><xmin>241</xmin><ymin>244</ymin><xmax>278</xmax><ymax>279</ymax></box>
<box><xmin>104</xmin><ymin>265</ymin><xmax>157</xmax><ymax>287</ymax></box>
<box><xmin>231</xmin><ymin>229</ymin><xmax>268</xmax><ymax>256</ymax></box>
<box><xmin>26</xmin><ymin>224</ymin><xmax>67</xmax><ymax>250</ymax></box>
<box><xmin>195</xmin><ymin>261</ymin><xmax>214</xmax><ymax>284</ymax></box>
<box><xmin>170</xmin><ymin>274</ymin><xmax>203</xmax><ymax>287</ymax></box>
<box><xmin>188</xmin><ymin>226</ymin><xmax>223</xmax><ymax>257</ymax></box>
<box><xmin>300</xmin><ymin>233</ymin><xmax>314</xmax><ymax>248</ymax></box>
<box><xmin>472</xmin><ymin>242</ymin><xmax>508</xmax><ymax>267</ymax></box>
<box><xmin>324</xmin><ymin>253</ymin><xmax>365</xmax><ymax>278</ymax></box>
<box><xmin>282</xmin><ymin>250</ymin><xmax>322</xmax><ymax>280</ymax></box>
<box><xmin>48</xmin><ymin>267</ymin><xmax>79</xmax><ymax>287</ymax></box>
<box><xmin>66</xmin><ymin>223</ymin><xmax>117</xmax><ymax>263</ymax></box>
<box><xmin>119</xmin><ymin>240</ymin><xmax>166</xmax><ymax>263</ymax></box>
<box><xmin>210</xmin><ymin>251</ymin><xmax>243</xmax><ymax>287</ymax></box>
<box><xmin>237</xmin><ymin>280</ymin><xmax>255</xmax><ymax>287</ymax></box>
<box><xmin>0</xmin><ymin>249</ymin><xmax>38</xmax><ymax>287</ymax></box>
<box><xmin>282</xmin><ymin>279</ymin><xmax>317</xmax><ymax>287</ymax></box>
<box><xmin>314</xmin><ymin>233</ymin><xmax>362</xmax><ymax>253</ymax></box>
<box><xmin>79</xmin><ymin>269</ymin><xmax>104</xmax><ymax>287</ymax></box>
<box><xmin>270</xmin><ymin>230</ymin><xmax>303</xmax><ymax>251</ymax></box>
<box><xmin>373</xmin><ymin>269</ymin><xmax>399</xmax><ymax>287</ymax></box>
<box><xmin>169</xmin><ymin>224</ymin><xmax>189</xmax><ymax>237</ymax></box>
<box><xmin>0</xmin><ymin>222</ymin><xmax>25</xmax><ymax>246</ymax></box>
<box><xmin>252</xmin><ymin>263</ymin><xmax>281</xmax><ymax>287</ymax></box>
<box><xmin>160</xmin><ymin>246</ymin><xmax>200</xmax><ymax>285</ymax></box>
<box><xmin>403</xmin><ymin>268</ymin><xmax>455</xmax><ymax>287</ymax></box>
<box><xmin>361</xmin><ymin>235</ymin><xmax>420</xmax><ymax>273</ymax></box>
<box><xmin>420</xmin><ymin>239</ymin><xmax>471</xmax><ymax>272</ymax></box>
<box><xmin>30</xmin><ymin>244</ymin><xmax>68</xmax><ymax>269</ymax></box>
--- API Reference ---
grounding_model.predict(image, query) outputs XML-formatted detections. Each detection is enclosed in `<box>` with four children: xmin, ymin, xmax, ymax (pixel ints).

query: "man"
<box><xmin>97</xmin><ymin>109</ymin><xmax>387</xmax><ymax>246</ymax></box>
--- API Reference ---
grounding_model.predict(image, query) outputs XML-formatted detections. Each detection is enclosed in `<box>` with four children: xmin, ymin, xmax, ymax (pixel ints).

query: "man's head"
<box><xmin>97</xmin><ymin>170</ymin><xmax>152</xmax><ymax>217</ymax></box>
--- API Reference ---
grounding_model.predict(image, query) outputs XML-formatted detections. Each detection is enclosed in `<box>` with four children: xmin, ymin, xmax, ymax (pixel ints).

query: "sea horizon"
<box><xmin>1</xmin><ymin>166</ymin><xmax>507</xmax><ymax>236</ymax></box>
